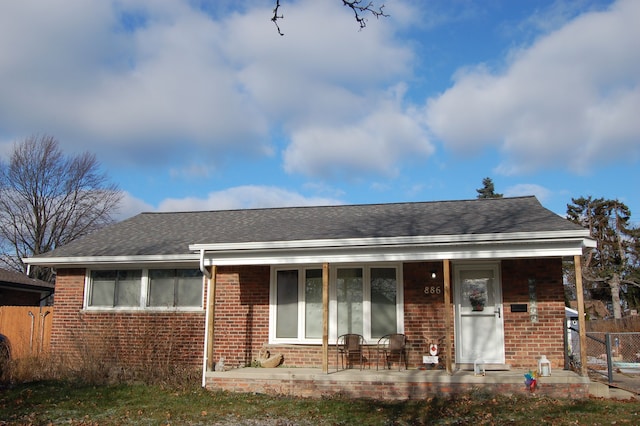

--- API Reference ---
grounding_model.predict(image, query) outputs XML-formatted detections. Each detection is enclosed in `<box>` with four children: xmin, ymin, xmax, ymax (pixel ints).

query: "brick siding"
<box><xmin>210</xmin><ymin>259</ymin><xmax>566</xmax><ymax>371</ymax></box>
<box><xmin>205</xmin><ymin>370</ymin><xmax>589</xmax><ymax>400</ymax></box>
<box><xmin>51</xmin><ymin>268</ymin><xmax>205</xmax><ymax>369</ymax></box>
<box><xmin>501</xmin><ymin>258</ymin><xmax>565</xmax><ymax>370</ymax></box>
<box><xmin>52</xmin><ymin>258</ymin><xmax>566</xmax><ymax>373</ymax></box>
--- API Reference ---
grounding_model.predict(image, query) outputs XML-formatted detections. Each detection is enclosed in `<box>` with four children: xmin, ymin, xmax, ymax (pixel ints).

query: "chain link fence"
<box><xmin>579</xmin><ymin>332</ymin><xmax>640</xmax><ymax>383</ymax></box>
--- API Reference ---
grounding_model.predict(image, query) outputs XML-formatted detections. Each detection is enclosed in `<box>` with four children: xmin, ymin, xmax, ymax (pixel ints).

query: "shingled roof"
<box><xmin>32</xmin><ymin>196</ymin><xmax>585</xmax><ymax>259</ymax></box>
<box><xmin>0</xmin><ymin>268</ymin><xmax>54</xmax><ymax>290</ymax></box>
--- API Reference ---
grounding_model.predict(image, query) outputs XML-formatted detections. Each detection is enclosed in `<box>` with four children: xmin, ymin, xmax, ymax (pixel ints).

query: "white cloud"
<box><xmin>426</xmin><ymin>0</ymin><xmax>640</xmax><ymax>175</ymax></box>
<box><xmin>115</xmin><ymin>191</ymin><xmax>155</xmax><ymax>220</ymax></box>
<box><xmin>0</xmin><ymin>0</ymin><xmax>271</xmax><ymax>166</ymax></box>
<box><xmin>156</xmin><ymin>185</ymin><xmax>343</xmax><ymax>212</ymax></box>
<box><xmin>0</xmin><ymin>0</ymin><xmax>426</xmax><ymax>179</ymax></box>
<box><xmin>283</xmin><ymin>85</ymin><xmax>433</xmax><ymax>179</ymax></box>
<box><xmin>504</xmin><ymin>183</ymin><xmax>552</xmax><ymax>203</ymax></box>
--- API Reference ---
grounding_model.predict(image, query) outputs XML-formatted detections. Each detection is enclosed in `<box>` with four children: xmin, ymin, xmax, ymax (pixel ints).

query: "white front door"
<box><xmin>454</xmin><ymin>263</ymin><xmax>505</xmax><ymax>364</ymax></box>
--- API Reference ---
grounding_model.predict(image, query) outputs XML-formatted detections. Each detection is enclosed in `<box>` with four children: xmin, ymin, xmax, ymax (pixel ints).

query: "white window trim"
<box><xmin>269</xmin><ymin>263</ymin><xmax>404</xmax><ymax>345</ymax></box>
<box><xmin>83</xmin><ymin>268</ymin><xmax>205</xmax><ymax>312</ymax></box>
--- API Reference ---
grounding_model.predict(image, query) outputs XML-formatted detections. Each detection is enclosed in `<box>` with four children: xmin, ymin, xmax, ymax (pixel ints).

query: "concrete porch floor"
<box><xmin>205</xmin><ymin>367</ymin><xmax>594</xmax><ymax>400</ymax></box>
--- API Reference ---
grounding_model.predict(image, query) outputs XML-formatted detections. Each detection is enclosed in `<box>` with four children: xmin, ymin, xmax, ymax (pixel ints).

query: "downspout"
<box><xmin>200</xmin><ymin>249</ymin><xmax>212</xmax><ymax>388</ymax></box>
<box><xmin>199</xmin><ymin>249</ymin><xmax>212</xmax><ymax>280</ymax></box>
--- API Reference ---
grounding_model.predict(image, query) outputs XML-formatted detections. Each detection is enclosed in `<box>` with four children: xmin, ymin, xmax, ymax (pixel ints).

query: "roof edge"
<box><xmin>23</xmin><ymin>254</ymin><xmax>200</xmax><ymax>268</ymax></box>
<box><xmin>190</xmin><ymin>230</ymin><xmax>595</xmax><ymax>252</ymax></box>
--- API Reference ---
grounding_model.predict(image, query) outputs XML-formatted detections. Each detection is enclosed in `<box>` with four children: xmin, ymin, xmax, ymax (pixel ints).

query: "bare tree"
<box><xmin>0</xmin><ymin>135</ymin><xmax>123</xmax><ymax>282</ymax></box>
<box><xmin>272</xmin><ymin>0</ymin><xmax>388</xmax><ymax>36</ymax></box>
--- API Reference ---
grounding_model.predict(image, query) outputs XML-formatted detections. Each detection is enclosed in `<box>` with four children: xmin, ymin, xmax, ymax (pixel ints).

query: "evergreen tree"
<box><xmin>567</xmin><ymin>196</ymin><xmax>640</xmax><ymax>318</ymax></box>
<box><xmin>476</xmin><ymin>177</ymin><xmax>503</xmax><ymax>199</ymax></box>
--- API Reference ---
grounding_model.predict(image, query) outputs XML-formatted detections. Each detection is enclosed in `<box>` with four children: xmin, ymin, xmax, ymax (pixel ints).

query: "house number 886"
<box><xmin>424</xmin><ymin>286</ymin><xmax>441</xmax><ymax>295</ymax></box>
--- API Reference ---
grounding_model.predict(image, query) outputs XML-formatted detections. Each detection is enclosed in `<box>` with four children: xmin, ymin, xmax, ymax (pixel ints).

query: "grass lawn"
<box><xmin>0</xmin><ymin>380</ymin><xmax>638</xmax><ymax>425</ymax></box>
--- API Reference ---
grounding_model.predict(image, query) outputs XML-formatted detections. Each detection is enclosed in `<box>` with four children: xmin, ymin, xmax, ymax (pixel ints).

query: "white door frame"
<box><xmin>453</xmin><ymin>261</ymin><xmax>505</xmax><ymax>365</ymax></box>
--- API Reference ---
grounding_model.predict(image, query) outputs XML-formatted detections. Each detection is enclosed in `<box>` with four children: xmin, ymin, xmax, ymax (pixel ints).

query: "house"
<box><xmin>0</xmin><ymin>268</ymin><xmax>54</xmax><ymax>306</ymax></box>
<box><xmin>23</xmin><ymin>196</ymin><xmax>595</xmax><ymax>397</ymax></box>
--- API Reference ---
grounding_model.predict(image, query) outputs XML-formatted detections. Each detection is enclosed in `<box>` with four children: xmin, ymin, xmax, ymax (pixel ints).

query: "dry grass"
<box><xmin>1</xmin><ymin>313</ymin><xmax>201</xmax><ymax>388</ymax></box>
<box><xmin>1</xmin><ymin>381</ymin><xmax>639</xmax><ymax>425</ymax></box>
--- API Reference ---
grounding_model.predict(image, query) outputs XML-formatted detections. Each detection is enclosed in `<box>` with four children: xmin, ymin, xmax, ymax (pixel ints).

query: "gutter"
<box><xmin>22</xmin><ymin>254</ymin><xmax>200</xmax><ymax>268</ymax></box>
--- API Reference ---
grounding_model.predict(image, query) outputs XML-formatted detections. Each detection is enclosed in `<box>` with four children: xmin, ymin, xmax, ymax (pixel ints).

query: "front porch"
<box><xmin>205</xmin><ymin>367</ymin><xmax>590</xmax><ymax>400</ymax></box>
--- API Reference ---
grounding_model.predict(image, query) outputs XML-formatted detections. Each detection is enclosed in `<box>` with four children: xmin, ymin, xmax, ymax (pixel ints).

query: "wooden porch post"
<box><xmin>574</xmin><ymin>255</ymin><xmax>588</xmax><ymax>376</ymax></box>
<box><xmin>206</xmin><ymin>265</ymin><xmax>217</xmax><ymax>372</ymax></box>
<box><xmin>443</xmin><ymin>259</ymin><xmax>453</xmax><ymax>374</ymax></box>
<box><xmin>322</xmin><ymin>262</ymin><xmax>329</xmax><ymax>373</ymax></box>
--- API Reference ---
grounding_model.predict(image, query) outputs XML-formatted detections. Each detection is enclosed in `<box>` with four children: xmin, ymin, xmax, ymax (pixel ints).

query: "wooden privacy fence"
<box><xmin>0</xmin><ymin>306</ymin><xmax>53</xmax><ymax>359</ymax></box>
<box><xmin>586</xmin><ymin>316</ymin><xmax>640</xmax><ymax>332</ymax></box>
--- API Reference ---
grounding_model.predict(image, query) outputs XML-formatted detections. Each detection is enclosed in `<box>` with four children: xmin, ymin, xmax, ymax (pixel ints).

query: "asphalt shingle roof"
<box><xmin>34</xmin><ymin>196</ymin><xmax>585</xmax><ymax>258</ymax></box>
<box><xmin>0</xmin><ymin>268</ymin><xmax>54</xmax><ymax>289</ymax></box>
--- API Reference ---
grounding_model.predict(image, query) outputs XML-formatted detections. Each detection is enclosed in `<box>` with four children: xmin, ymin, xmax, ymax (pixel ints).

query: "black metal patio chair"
<box><xmin>377</xmin><ymin>333</ymin><xmax>408</xmax><ymax>370</ymax></box>
<box><xmin>337</xmin><ymin>333</ymin><xmax>365</xmax><ymax>370</ymax></box>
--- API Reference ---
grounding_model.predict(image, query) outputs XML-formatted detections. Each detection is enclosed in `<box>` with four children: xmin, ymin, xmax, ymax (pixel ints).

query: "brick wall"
<box><xmin>206</xmin><ymin>372</ymin><xmax>589</xmax><ymax>400</ymax></box>
<box><xmin>403</xmin><ymin>261</ymin><xmax>449</xmax><ymax>366</ymax></box>
<box><xmin>52</xmin><ymin>268</ymin><xmax>205</xmax><ymax>369</ymax></box>
<box><xmin>501</xmin><ymin>258</ymin><xmax>565</xmax><ymax>370</ymax></box>
<box><xmin>53</xmin><ymin>258</ymin><xmax>567</xmax><ymax>372</ymax></box>
<box><xmin>211</xmin><ymin>265</ymin><xmax>270</xmax><ymax>368</ymax></box>
<box><xmin>211</xmin><ymin>260</ymin><xmax>567</xmax><ymax>370</ymax></box>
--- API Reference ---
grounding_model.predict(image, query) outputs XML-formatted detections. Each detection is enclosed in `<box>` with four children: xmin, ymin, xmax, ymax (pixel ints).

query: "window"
<box><xmin>271</xmin><ymin>265</ymin><xmax>402</xmax><ymax>343</ymax></box>
<box><xmin>148</xmin><ymin>269</ymin><xmax>203</xmax><ymax>307</ymax></box>
<box><xmin>304</xmin><ymin>269</ymin><xmax>323</xmax><ymax>339</ymax></box>
<box><xmin>275</xmin><ymin>270</ymin><xmax>298</xmax><ymax>338</ymax></box>
<box><xmin>370</xmin><ymin>267</ymin><xmax>398</xmax><ymax>338</ymax></box>
<box><xmin>273</xmin><ymin>268</ymin><xmax>324</xmax><ymax>340</ymax></box>
<box><xmin>90</xmin><ymin>270</ymin><xmax>141</xmax><ymax>307</ymax></box>
<box><xmin>87</xmin><ymin>268</ymin><xmax>203</xmax><ymax>310</ymax></box>
<box><xmin>336</xmin><ymin>268</ymin><xmax>363</xmax><ymax>336</ymax></box>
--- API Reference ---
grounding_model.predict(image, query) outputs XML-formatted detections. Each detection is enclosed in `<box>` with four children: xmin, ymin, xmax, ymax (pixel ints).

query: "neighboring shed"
<box><xmin>0</xmin><ymin>268</ymin><xmax>54</xmax><ymax>306</ymax></box>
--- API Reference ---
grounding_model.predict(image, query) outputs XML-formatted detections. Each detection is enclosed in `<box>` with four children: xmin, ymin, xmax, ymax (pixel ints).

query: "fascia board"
<box><xmin>201</xmin><ymin>237</ymin><xmax>591</xmax><ymax>266</ymax></box>
<box><xmin>189</xmin><ymin>230</ymin><xmax>593</xmax><ymax>252</ymax></box>
<box><xmin>22</xmin><ymin>254</ymin><xmax>199</xmax><ymax>268</ymax></box>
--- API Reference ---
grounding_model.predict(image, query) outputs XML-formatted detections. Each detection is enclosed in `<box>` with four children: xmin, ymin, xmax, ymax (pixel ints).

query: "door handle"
<box><xmin>494</xmin><ymin>306</ymin><xmax>501</xmax><ymax>318</ymax></box>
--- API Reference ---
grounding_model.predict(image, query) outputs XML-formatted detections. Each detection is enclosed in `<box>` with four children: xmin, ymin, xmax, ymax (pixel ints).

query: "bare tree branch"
<box><xmin>622</xmin><ymin>279</ymin><xmax>640</xmax><ymax>289</ymax></box>
<box><xmin>342</xmin><ymin>0</ymin><xmax>388</xmax><ymax>30</ymax></box>
<box><xmin>271</xmin><ymin>0</ymin><xmax>284</xmax><ymax>36</ymax></box>
<box><xmin>0</xmin><ymin>135</ymin><xmax>123</xmax><ymax>281</ymax></box>
<box><xmin>272</xmin><ymin>0</ymin><xmax>389</xmax><ymax>35</ymax></box>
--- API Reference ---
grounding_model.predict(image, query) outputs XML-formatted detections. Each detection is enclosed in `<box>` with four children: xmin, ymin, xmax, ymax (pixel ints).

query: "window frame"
<box><xmin>269</xmin><ymin>263</ymin><xmax>404</xmax><ymax>344</ymax></box>
<box><xmin>84</xmin><ymin>268</ymin><xmax>205</xmax><ymax>312</ymax></box>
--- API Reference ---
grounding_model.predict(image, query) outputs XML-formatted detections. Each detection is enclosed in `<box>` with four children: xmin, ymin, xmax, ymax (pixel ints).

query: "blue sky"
<box><xmin>0</xmin><ymin>0</ymin><xmax>638</xmax><ymax>222</ymax></box>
